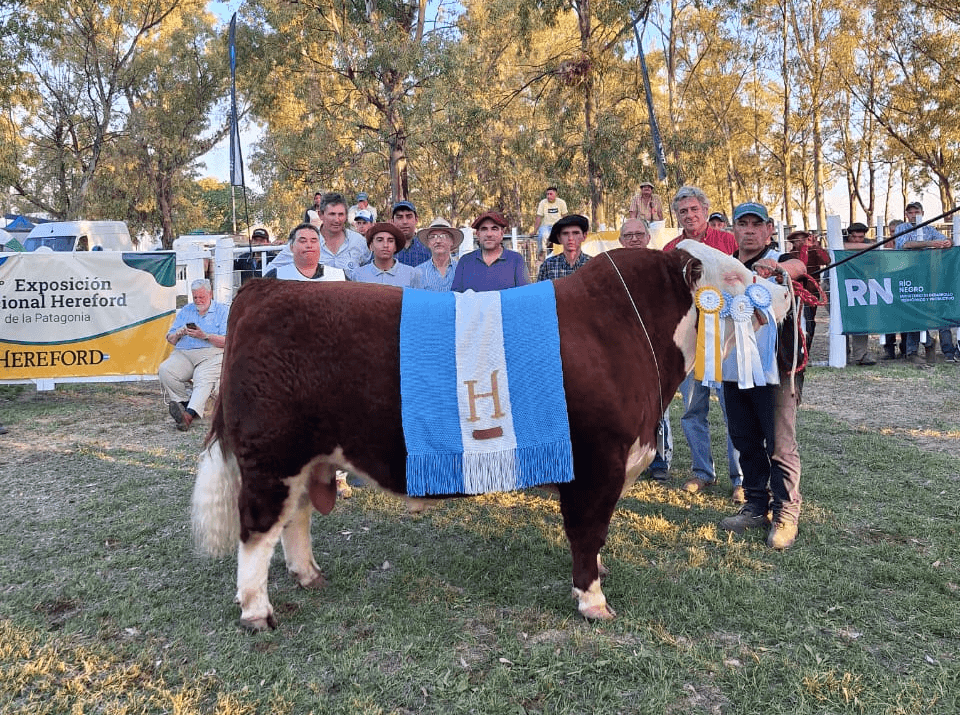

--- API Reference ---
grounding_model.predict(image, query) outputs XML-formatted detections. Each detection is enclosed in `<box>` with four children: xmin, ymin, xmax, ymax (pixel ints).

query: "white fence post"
<box><xmin>214</xmin><ymin>236</ymin><xmax>236</xmax><ymax>306</ymax></box>
<box><xmin>826</xmin><ymin>215</ymin><xmax>846</xmax><ymax>368</ymax></box>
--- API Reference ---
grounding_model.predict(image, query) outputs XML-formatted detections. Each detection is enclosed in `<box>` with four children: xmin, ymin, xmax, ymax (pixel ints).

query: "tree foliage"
<box><xmin>1</xmin><ymin>0</ymin><xmax>958</xmax><ymax>237</ymax></box>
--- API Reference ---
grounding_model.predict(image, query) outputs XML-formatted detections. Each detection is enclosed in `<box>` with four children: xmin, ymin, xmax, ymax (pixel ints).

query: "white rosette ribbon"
<box><xmin>730</xmin><ymin>293</ymin><xmax>766</xmax><ymax>389</ymax></box>
<box><xmin>694</xmin><ymin>287</ymin><xmax>724</xmax><ymax>387</ymax></box>
<box><xmin>747</xmin><ymin>282</ymin><xmax>780</xmax><ymax>385</ymax></box>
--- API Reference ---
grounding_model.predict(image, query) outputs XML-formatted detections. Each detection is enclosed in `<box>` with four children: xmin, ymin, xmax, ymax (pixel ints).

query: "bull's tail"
<box><xmin>192</xmin><ymin>431</ymin><xmax>241</xmax><ymax>558</ymax></box>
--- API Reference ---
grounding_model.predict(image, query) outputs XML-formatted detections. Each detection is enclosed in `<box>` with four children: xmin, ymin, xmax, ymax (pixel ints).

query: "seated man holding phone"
<box><xmin>159</xmin><ymin>278</ymin><xmax>229</xmax><ymax>432</ymax></box>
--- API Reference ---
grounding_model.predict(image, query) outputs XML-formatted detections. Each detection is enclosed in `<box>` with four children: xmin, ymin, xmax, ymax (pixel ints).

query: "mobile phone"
<box><xmin>185</xmin><ymin>322</ymin><xmax>198</xmax><ymax>330</ymax></box>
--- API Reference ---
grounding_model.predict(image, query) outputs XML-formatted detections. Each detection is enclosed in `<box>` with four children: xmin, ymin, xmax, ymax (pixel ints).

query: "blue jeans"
<box><xmin>905</xmin><ymin>329</ymin><xmax>956</xmax><ymax>356</ymax></box>
<box><xmin>679</xmin><ymin>373</ymin><xmax>742</xmax><ymax>486</ymax></box>
<box><xmin>937</xmin><ymin>328</ymin><xmax>958</xmax><ymax>357</ymax></box>
<box><xmin>536</xmin><ymin>225</ymin><xmax>551</xmax><ymax>251</ymax></box>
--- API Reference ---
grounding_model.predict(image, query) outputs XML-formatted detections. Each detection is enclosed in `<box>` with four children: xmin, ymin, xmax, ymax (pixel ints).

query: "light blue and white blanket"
<box><xmin>399</xmin><ymin>282</ymin><xmax>574</xmax><ymax>496</ymax></box>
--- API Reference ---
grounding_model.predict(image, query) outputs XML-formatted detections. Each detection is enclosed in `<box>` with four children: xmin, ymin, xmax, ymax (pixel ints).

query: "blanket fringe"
<box><xmin>406</xmin><ymin>440</ymin><xmax>573</xmax><ymax>497</ymax></box>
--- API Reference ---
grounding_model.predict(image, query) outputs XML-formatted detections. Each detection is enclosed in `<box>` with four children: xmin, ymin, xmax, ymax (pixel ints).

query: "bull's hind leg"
<box><xmin>236</xmin><ymin>523</ymin><xmax>285</xmax><ymax>631</ymax></box>
<box><xmin>280</xmin><ymin>489</ymin><xmax>325</xmax><ymax>589</ymax></box>
<box><xmin>558</xmin><ymin>453</ymin><xmax>623</xmax><ymax>620</ymax></box>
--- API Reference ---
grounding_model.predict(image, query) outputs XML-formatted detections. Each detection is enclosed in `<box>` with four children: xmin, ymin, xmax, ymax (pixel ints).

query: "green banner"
<box><xmin>833</xmin><ymin>247</ymin><xmax>960</xmax><ymax>334</ymax></box>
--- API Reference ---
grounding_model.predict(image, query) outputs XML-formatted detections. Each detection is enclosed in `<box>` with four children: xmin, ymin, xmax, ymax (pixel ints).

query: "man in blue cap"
<box><xmin>719</xmin><ymin>201</ymin><xmax>806</xmax><ymax>550</ymax></box>
<box><xmin>348</xmin><ymin>191</ymin><xmax>377</xmax><ymax>226</ymax></box>
<box><xmin>392</xmin><ymin>200</ymin><xmax>431</xmax><ymax>267</ymax></box>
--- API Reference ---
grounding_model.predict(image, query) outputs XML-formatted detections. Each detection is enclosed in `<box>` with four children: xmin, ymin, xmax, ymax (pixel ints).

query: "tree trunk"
<box><xmin>390</xmin><ymin>130</ymin><xmax>409</xmax><ymax>203</ymax></box>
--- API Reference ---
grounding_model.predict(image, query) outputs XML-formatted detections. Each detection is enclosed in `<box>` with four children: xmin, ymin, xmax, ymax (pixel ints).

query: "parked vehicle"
<box><xmin>23</xmin><ymin>221</ymin><xmax>133</xmax><ymax>252</ymax></box>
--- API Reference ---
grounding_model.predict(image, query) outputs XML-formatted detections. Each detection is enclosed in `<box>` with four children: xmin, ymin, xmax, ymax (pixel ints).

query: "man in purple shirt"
<box><xmin>451</xmin><ymin>210</ymin><xmax>529</xmax><ymax>292</ymax></box>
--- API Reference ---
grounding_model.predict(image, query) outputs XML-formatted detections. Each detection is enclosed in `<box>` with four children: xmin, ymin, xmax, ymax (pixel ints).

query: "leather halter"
<box><xmin>602</xmin><ymin>251</ymin><xmax>665</xmax><ymax>416</ymax></box>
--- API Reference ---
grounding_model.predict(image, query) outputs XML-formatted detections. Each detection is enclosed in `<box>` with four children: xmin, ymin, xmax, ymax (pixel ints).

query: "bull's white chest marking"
<box><xmin>623</xmin><ymin>437</ymin><xmax>656</xmax><ymax>496</ymax></box>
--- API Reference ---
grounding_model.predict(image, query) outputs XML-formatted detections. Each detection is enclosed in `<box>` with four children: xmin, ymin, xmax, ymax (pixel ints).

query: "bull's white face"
<box><xmin>673</xmin><ymin>240</ymin><xmax>792</xmax><ymax>372</ymax></box>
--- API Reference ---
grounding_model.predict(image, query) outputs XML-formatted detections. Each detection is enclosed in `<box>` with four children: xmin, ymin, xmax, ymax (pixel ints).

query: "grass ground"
<box><xmin>0</xmin><ymin>359</ymin><xmax>957</xmax><ymax>714</ymax></box>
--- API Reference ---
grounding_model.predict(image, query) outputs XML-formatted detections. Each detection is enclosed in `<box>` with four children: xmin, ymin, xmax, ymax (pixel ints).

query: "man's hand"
<box><xmin>184</xmin><ymin>326</ymin><xmax>208</xmax><ymax>341</ymax></box>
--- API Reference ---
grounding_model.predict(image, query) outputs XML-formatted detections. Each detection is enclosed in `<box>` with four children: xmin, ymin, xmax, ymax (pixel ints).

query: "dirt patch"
<box><xmin>801</xmin><ymin>320</ymin><xmax>960</xmax><ymax>454</ymax></box>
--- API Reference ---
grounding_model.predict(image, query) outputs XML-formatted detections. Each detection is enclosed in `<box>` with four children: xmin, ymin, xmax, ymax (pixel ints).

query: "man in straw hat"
<box><xmin>628</xmin><ymin>181</ymin><xmax>664</xmax><ymax>223</ymax></box>
<box><xmin>412</xmin><ymin>218</ymin><xmax>463</xmax><ymax>291</ymax></box>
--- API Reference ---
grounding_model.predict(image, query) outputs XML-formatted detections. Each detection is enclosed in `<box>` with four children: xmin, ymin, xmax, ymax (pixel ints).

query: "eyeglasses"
<box><xmin>621</xmin><ymin>232</ymin><xmax>648</xmax><ymax>240</ymax></box>
<box><xmin>428</xmin><ymin>233</ymin><xmax>452</xmax><ymax>241</ymax></box>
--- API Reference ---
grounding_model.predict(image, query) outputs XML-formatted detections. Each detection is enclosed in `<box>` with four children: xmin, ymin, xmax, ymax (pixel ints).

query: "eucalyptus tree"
<box><xmin>857</xmin><ymin>0</ymin><xmax>960</xmax><ymax>209</ymax></box>
<box><xmin>244</xmin><ymin>0</ymin><xmax>458</xmax><ymax>209</ymax></box>
<box><xmin>7</xmin><ymin>0</ymin><xmax>185</xmax><ymax>219</ymax></box>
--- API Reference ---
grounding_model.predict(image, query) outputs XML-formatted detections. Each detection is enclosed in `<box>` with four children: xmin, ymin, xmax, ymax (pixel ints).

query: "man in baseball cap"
<box><xmin>353</xmin><ymin>209</ymin><xmax>374</xmax><ymax>238</ymax></box>
<box><xmin>392</xmin><ymin>200</ymin><xmax>430</xmax><ymax>267</ymax></box>
<box><xmin>348</xmin><ymin>191</ymin><xmax>377</xmax><ymax>226</ymax></box>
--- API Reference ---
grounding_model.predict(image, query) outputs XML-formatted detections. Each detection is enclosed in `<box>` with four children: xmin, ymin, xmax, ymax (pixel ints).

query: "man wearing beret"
<box><xmin>536</xmin><ymin>214</ymin><xmax>590</xmax><ymax>281</ymax></box>
<box><xmin>353</xmin><ymin>222</ymin><xmax>416</xmax><ymax>287</ymax></box>
<box><xmin>452</xmin><ymin>210</ymin><xmax>529</xmax><ymax>292</ymax></box>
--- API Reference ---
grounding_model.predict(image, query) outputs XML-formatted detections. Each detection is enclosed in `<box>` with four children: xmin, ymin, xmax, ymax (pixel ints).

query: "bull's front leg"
<box><xmin>558</xmin><ymin>452</ymin><xmax>623</xmax><ymax>620</ymax></box>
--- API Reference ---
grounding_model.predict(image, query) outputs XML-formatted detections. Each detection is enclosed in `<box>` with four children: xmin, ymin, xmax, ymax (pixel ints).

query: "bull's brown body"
<box><xmin>193</xmin><ymin>244</ymin><xmax>789</xmax><ymax>629</ymax></box>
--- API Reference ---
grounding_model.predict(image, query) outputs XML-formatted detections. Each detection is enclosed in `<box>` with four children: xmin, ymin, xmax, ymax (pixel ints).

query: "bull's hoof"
<box><xmin>580</xmin><ymin>602</ymin><xmax>617</xmax><ymax>620</ymax></box>
<box><xmin>297</xmin><ymin>572</ymin><xmax>326</xmax><ymax>590</ymax></box>
<box><xmin>239</xmin><ymin>613</ymin><xmax>277</xmax><ymax>632</ymax></box>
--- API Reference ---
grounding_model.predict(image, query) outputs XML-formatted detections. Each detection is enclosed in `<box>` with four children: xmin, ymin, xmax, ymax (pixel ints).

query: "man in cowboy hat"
<box><xmin>628</xmin><ymin>181</ymin><xmax>664</xmax><ymax>223</ymax></box>
<box><xmin>353</xmin><ymin>222</ymin><xmax>416</xmax><ymax>287</ymax></box>
<box><xmin>412</xmin><ymin>218</ymin><xmax>463</xmax><ymax>291</ymax></box>
<box><xmin>537</xmin><ymin>214</ymin><xmax>590</xmax><ymax>281</ymax></box>
<box><xmin>452</xmin><ymin>210</ymin><xmax>529</xmax><ymax>292</ymax></box>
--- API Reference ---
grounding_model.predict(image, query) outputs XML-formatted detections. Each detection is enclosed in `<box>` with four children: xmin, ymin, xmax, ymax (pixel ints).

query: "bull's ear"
<box><xmin>684</xmin><ymin>258</ymin><xmax>703</xmax><ymax>290</ymax></box>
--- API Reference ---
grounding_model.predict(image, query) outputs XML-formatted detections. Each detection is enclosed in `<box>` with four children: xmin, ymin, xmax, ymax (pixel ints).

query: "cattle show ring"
<box><xmin>1</xmin><ymin>249</ymin><xmax>958</xmax><ymax>713</ymax></box>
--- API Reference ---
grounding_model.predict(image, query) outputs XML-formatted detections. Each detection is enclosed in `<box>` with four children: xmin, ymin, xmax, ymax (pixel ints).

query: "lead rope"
<box><xmin>603</xmin><ymin>252</ymin><xmax>664</xmax><ymax>417</ymax></box>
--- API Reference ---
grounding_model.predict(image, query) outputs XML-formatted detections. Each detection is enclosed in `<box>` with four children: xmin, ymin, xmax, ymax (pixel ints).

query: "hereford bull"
<box><xmin>192</xmin><ymin>240</ymin><xmax>791</xmax><ymax>630</ymax></box>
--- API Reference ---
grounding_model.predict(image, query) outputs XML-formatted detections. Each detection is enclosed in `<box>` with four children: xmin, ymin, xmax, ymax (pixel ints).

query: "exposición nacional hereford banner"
<box><xmin>0</xmin><ymin>252</ymin><xmax>177</xmax><ymax>379</ymax></box>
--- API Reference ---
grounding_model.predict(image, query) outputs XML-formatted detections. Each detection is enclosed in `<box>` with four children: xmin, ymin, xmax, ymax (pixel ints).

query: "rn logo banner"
<box><xmin>834</xmin><ymin>248</ymin><xmax>960</xmax><ymax>334</ymax></box>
